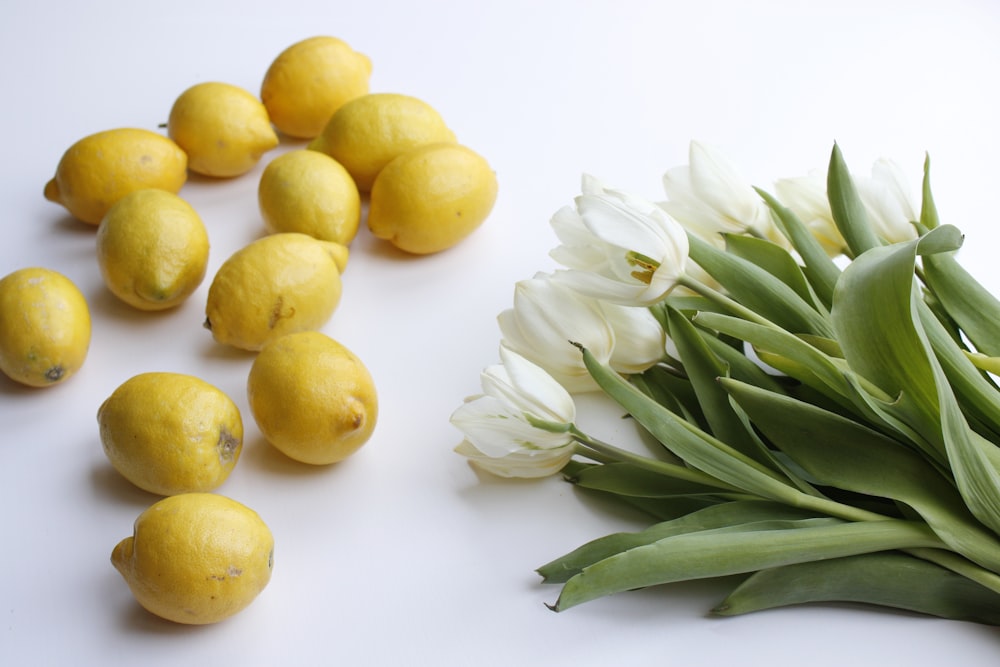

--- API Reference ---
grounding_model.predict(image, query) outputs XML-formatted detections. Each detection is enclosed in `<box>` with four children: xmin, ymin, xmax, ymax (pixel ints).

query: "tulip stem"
<box><xmin>676</xmin><ymin>274</ymin><xmax>780</xmax><ymax>330</ymax></box>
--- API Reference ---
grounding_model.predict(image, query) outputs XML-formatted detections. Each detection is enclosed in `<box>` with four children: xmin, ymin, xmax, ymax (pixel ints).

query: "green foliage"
<box><xmin>542</xmin><ymin>144</ymin><xmax>1000</xmax><ymax>624</ymax></box>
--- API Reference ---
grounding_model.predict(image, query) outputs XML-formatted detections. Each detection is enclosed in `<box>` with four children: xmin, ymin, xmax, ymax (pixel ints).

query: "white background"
<box><xmin>2</xmin><ymin>1</ymin><xmax>1000</xmax><ymax>665</ymax></box>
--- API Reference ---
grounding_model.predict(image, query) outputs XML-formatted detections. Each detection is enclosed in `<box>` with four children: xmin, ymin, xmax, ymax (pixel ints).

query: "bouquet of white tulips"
<box><xmin>452</xmin><ymin>141</ymin><xmax>1000</xmax><ymax>624</ymax></box>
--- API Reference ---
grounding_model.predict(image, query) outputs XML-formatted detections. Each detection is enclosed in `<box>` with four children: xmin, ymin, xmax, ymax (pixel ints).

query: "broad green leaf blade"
<box><xmin>699</xmin><ymin>331</ymin><xmax>788</xmax><ymax>395</ymax></box>
<box><xmin>667</xmin><ymin>307</ymin><xmax>768</xmax><ymax>464</ymax></box>
<box><xmin>831</xmin><ymin>223</ymin><xmax>1000</xmax><ymax>536</ymax></box>
<box><xmin>687</xmin><ymin>232</ymin><xmax>834</xmax><ymax>337</ymax></box>
<box><xmin>827</xmin><ymin>142</ymin><xmax>881</xmax><ymax>256</ymax></box>
<box><xmin>693</xmin><ymin>312</ymin><xmax>855</xmax><ymax>403</ymax></box>
<box><xmin>612</xmin><ymin>496</ymin><xmax>722</xmax><ymax>522</ymax></box>
<box><xmin>537</xmin><ymin>500</ymin><xmax>823</xmax><ymax>584</ymax></box>
<box><xmin>696</xmin><ymin>311</ymin><xmax>933</xmax><ymax>452</ymax></box>
<box><xmin>550</xmin><ymin>519</ymin><xmax>943</xmax><ymax>611</ymax></box>
<box><xmin>722</xmin><ymin>377</ymin><xmax>1000</xmax><ymax>572</ymax></box>
<box><xmin>561</xmin><ymin>460</ymin><xmax>725</xmax><ymax>521</ymax></box>
<box><xmin>918</xmin><ymin>302</ymin><xmax>1000</xmax><ymax>442</ymax></box>
<box><xmin>831</xmin><ymin>224</ymin><xmax>964</xmax><ymax>461</ymax></box>
<box><xmin>756</xmin><ymin>186</ymin><xmax>841</xmax><ymax>308</ymax></box>
<box><xmin>715</xmin><ymin>552</ymin><xmax>1000</xmax><ymax>625</ymax></box>
<box><xmin>922</xmin><ymin>250</ymin><xmax>1000</xmax><ymax>357</ymax></box>
<box><xmin>631</xmin><ymin>365</ymin><xmax>706</xmax><ymax>429</ymax></box>
<box><xmin>578</xmin><ymin>345</ymin><xmax>802</xmax><ymax>504</ymax></box>
<box><xmin>569</xmin><ymin>462</ymin><xmax>730</xmax><ymax>499</ymax></box>
<box><xmin>942</xmin><ymin>398</ymin><xmax>1000</xmax><ymax>538</ymax></box>
<box><xmin>723</xmin><ymin>233</ymin><xmax>824</xmax><ymax>311</ymax></box>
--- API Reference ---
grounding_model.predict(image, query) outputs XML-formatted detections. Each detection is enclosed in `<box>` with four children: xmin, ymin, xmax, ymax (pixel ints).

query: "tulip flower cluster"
<box><xmin>452</xmin><ymin>140</ymin><xmax>1000</xmax><ymax>624</ymax></box>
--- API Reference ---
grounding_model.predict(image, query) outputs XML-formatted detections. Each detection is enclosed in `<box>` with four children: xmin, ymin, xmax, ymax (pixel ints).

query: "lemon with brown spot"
<box><xmin>168</xmin><ymin>82</ymin><xmax>279</xmax><ymax>177</ymax></box>
<box><xmin>98</xmin><ymin>372</ymin><xmax>243</xmax><ymax>495</ymax></box>
<box><xmin>258</xmin><ymin>150</ymin><xmax>361</xmax><ymax>245</ymax></box>
<box><xmin>248</xmin><ymin>331</ymin><xmax>378</xmax><ymax>465</ymax></box>
<box><xmin>96</xmin><ymin>189</ymin><xmax>209</xmax><ymax>310</ymax></box>
<box><xmin>205</xmin><ymin>233</ymin><xmax>347</xmax><ymax>351</ymax></box>
<box><xmin>308</xmin><ymin>92</ymin><xmax>456</xmax><ymax>191</ymax></box>
<box><xmin>368</xmin><ymin>142</ymin><xmax>498</xmax><ymax>254</ymax></box>
<box><xmin>111</xmin><ymin>492</ymin><xmax>273</xmax><ymax>625</ymax></box>
<box><xmin>0</xmin><ymin>267</ymin><xmax>91</xmax><ymax>387</ymax></box>
<box><xmin>261</xmin><ymin>35</ymin><xmax>372</xmax><ymax>139</ymax></box>
<box><xmin>44</xmin><ymin>128</ymin><xmax>187</xmax><ymax>225</ymax></box>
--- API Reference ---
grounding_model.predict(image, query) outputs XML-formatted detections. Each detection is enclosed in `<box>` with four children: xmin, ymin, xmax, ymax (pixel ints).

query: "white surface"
<box><xmin>3</xmin><ymin>1</ymin><xmax>1000</xmax><ymax>664</ymax></box>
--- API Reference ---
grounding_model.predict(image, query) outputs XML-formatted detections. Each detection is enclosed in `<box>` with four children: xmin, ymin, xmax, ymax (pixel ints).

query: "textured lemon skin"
<box><xmin>258</xmin><ymin>150</ymin><xmax>361</xmax><ymax>245</ymax></box>
<box><xmin>98</xmin><ymin>372</ymin><xmax>243</xmax><ymax>495</ymax></box>
<box><xmin>368</xmin><ymin>142</ymin><xmax>498</xmax><ymax>254</ymax></box>
<box><xmin>261</xmin><ymin>36</ymin><xmax>372</xmax><ymax>139</ymax></box>
<box><xmin>205</xmin><ymin>233</ymin><xmax>346</xmax><ymax>351</ymax></box>
<box><xmin>111</xmin><ymin>493</ymin><xmax>273</xmax><ymax>625</ymax></box>
<box><xmin>247</xmin><ymin>331</ymin><xmax>378</xmax><ymax>465</ymax></box>
<box><xmin>0</xmin><ymin>267</ymin><xmax>91</xmax><ymax>387</ymax></box>
<box><xmin>43</xmin><ymin>128</ymin><xmax>187</xmax><ymax>225</ymax></box>
<box><xmin>96</xmin><ymin>189</ymin><xmax>210</xmax><ymax>310</ymax></box>
<box><xmin>308</xmin><ymin>92</ymin><xmax>456</xmax><ymax>192</ymax></box>
<box><xmin>168</xmin><ymin>82</ymin><xmax>279</xmax><ymax>177</ymax></box>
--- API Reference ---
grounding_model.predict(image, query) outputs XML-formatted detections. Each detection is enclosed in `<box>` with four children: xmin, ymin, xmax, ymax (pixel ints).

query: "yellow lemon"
<box><xmin>111</xmin><ymin>493</ymin><xmax>273</xmax><ymax>625</ymax></box>
<box><xmin>261</xmin><ymin>36</ymin><xmax>372</xmax><ymax>139</ymax></box>
<box><xmin>167</xmin><ymin>82</ymin><xmax>279</xmax><ymax>177</ymax></box>
<box><xmin>96</xmin><ymin>189</ymin><xmax>210</xmax><ymax>311</ymax></box>
<box><xmin>205</xmin><ymin>233</ymin><xmax>347</xmax><ymax>351</ymax></box>
<box><xmin>368</xmin><ymin>142</ymin><xmax>498</xmax><ymax>254</ymax></box>
<box><xmin>44</xmin><ymin>128</ymin><xmax>187</xmax><ymax>225</ymax></box>
<box><xmin>247</xmin><ymin>331</ymin><xmax>377</xmax><ymax>465</ymax></box>
<box><xmin>258</xmin><ymin>150</ymin><xmax>361</xmax><ymax>245</ymax></box>
<box><xmin>308</xmin><ymin>92</ymin><xmax>456</xmax><ymax>191</ymax></box>
<box><xmin>0</xmin><ymin>267</ymin><xmax>91</xmax><ymax>387</ymax></box>
<box><xmin>98</xmin><ymin>372</ymin><xmax>243</xmax><ymax>495</ymax></box>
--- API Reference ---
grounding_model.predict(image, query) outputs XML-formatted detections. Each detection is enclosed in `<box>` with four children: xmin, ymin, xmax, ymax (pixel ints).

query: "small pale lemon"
<box><xmin>368</xmin><ymin>142</ymin><xmax>498</xmax><ymax>254</ymax></box>
<box><xmin>308</xmin><ymin>92</ymin><xmax>456</xmax><ymax>191</ymax></box>
<box><xmin>168</xmin><ymin>82</ymin><xmax>279</xmax><ymax>177</ymax></box>
<box><xmin>258</xmin><ymin>150</ymin><xmax>361</xmax><ymax>244</ymax></box>
<box><xmin>205</xmin><ymin>233</ymin><xmax>347</xmax><ymax>351</ymax></box>
<box><xmin>261</xmin><ymin>36</ymin><xmax>372</xmax><ymax>139</ymax></box>
<box><xmin>112</xmin><ymin>492</ymin><xmax>273</xmax><ymax>625</ymax></box>
<box><xmin>248</xmin><ymin>331</ymin><xmax>377</xmax><ymax>465</ymax></box>
<box><xmin>44</xmin><ymin>128</ymin><xmax>187</xmax><ymax>225</ymax></box>
<box><xmin>96</xmin><ymin>189</ymin><xmax>210</xmax><ymax>310</ymax></box>
<box><xmin>98</xmin><ymin>372</ymin><xmax>243</xmax><ymax>495</ymax></box>
<box><xmin>0</xmin><ymin>267</ymin><xmax>91</xmax><ymax>387</ymax></box>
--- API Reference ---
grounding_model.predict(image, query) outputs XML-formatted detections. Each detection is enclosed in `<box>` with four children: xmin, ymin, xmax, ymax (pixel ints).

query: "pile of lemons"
<box><xmin>0</xmin><ymin>35</ymin><xmax>498</xmax><ymax>626</ymax></box>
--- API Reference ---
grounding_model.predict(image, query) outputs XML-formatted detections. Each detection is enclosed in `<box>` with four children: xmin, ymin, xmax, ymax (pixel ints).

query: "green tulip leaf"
<box><xmin>550</xmin><ymin>519</ymin><xmax>942</xmax><ymax>611</ymax></box>
<box><xmin>537</xmin><ymin>500</ymin><xmax>823</xmax><ymax>584</ymax></box>
<box><xmin>755</xmin><ymin>186</ymin><xmax>841</xmax><ymax>307</ymax></box>
<box><xmin>715</xmin><ymin>552</ymin><xmax>1000</xmax><ymax>625</ymax></box>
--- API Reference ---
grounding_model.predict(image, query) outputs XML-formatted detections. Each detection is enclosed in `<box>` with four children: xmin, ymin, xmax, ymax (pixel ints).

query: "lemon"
<box><xmin>368</xmin><ymin>142</ymin><xmax>498</xmax><ymax>254</ymax></box>
<box><xmin>98</xmin><ymin>372</ymin><xmax>243</xmax><ymax>495</ymax></box>
<box><xmin>247</xmin><ymin>331</ymin><xmax>377</xmax><ymax>465</ymax></box>
<box><xmin>308</xmin><ymin>92</ymin><xmax>456</xmax><ymax>191</ymax></box>
<box><xmin>0</xmin><ymin>267</ymin><xmax>91</xmax><ymax>387</ymax></box>
<box><xmin>258</xmin><ymin>150</ymin><xmax>361</xmax><ymax>245</ymax></box>
<box><xmin>44</xmin><ymin>128</ymin><xmax>188</xmax><ymax>225</ymax></box>
<box><xmin>111</xmin><ymin>492</ymin><xmax>273</xmax><ymax>625</ymax></box>
<box><xmin>96</xmin><ymin>189</ymin><xmax>209</xmax><ymax>311</ymax></box>
<box><xmin>261</xmin><ymin>36</ymin><xmax>372</xmax><ymax>139</ymax></box>
<box><xmin>205</xmin><ymin>233</ymin><xmax>347</xmax><ymax>351</ymax></box>
<box><xmin>167</xmin><ymin>82</ymin><xmax>279</xmax><ymax>178</ymax></box>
